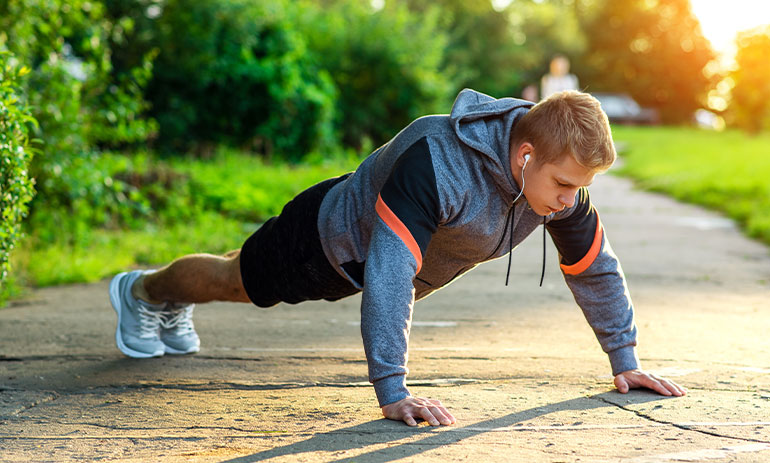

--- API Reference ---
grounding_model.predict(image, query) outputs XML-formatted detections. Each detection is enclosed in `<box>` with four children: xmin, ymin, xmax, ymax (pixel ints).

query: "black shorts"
<box><xmin>239</xmin><ymin>174</ymin><xmax>360</xmax><ymax>308</ymax></box>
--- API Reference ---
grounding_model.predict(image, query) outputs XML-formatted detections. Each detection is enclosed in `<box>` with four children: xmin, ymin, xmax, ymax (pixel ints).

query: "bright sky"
<box><xmin>690</xmin><ymin>0</ymin><xmax>770</xmax><ymax>54</ymax></box>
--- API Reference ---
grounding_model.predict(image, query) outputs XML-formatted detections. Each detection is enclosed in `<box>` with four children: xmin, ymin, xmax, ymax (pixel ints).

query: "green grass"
<box><xmin>612</xmin><ymin>126</ymin><xmax>770</xmax><ymax>245</ymax></box>
<box><xmin>15</xmin><ymin>212</ymin><xmax>248</xmax><ymax>287</ymax></box>
<box><xmin>171</xmin><ymin>149</ymin><xmax>362</xmax><ymax>222</ymax></box>
<box><xmin>13</xmin><ymin>149</ymin><xmax>361</xmax><ymax>289</ymax></box>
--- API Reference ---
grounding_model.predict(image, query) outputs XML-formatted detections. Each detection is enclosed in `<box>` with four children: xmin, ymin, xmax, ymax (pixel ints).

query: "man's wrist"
<box><xmin>373</xmin><ymin>374</ymin><xmax>410</xmax><ymax>407</ymax></box>
<box><xmin>608</xmin><ymin>345</ymin><xmax>640</xmax><ymax>376</ymax></box>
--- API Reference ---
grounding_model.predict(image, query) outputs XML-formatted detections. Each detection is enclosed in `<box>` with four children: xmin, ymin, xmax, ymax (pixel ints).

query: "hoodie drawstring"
<box><xmin>504</xmin><ymin>207</ymin><xmax>547</xmax><ymax>287</ymax></box>
<box><xmin>505</xmin><ymin>204</ymin><xmax>515</xmax><ymax>286</ymax></box>
<box><xmin>540</xmin><ymin>216</ymin><xmax>546</xmax><ymax>287</ymax></box>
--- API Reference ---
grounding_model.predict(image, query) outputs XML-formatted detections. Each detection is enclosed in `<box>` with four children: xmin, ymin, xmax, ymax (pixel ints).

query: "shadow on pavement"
<box><xmin>223</xmin><ymin>390</ymin><xmax>668</xmax><ymax>463</ymax></box>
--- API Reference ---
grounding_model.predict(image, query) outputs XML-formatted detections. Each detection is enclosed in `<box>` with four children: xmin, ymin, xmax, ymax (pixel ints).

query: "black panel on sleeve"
<box><xmin>379</xmin><ymin>137</ymin><xmax>440</xmax><ymax>257</ymax></box>
<box><xmin>546</xmin><ymin>187</ymin><xmax>599</xmax><ymax>266</ymax></box>
<box><xmin>341</xmin><ymin>260</ymin><xmax>366</xmax><ymax>287</ymax></box>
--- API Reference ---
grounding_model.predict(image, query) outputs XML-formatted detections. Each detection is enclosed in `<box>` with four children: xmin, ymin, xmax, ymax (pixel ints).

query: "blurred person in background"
<box><xmin>541</xmin><ymin>54</ymin><xmax>579</xmax><ymax>99</ymax></box>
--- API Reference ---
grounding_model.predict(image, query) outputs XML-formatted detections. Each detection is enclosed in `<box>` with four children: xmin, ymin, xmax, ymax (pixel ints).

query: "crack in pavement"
<box><xmin>591</xmin><ymin>395</ymin><xmax>770</xmax><ymax>445</ymax></box>
<box><xmin>29</xmin><ymin>378</ymin><xmax>482</xmax><ymax>395</ymax></box>
<box><xmin>685</xmin><ymin>386</ymin><xmax>767</xmax><ymax>393</ymax></box>
<box><xmin>0</xmin><ymin>355</ymin><xmax>108</xmax><ymax>362</ymax></box>
<box><xmin>0</xmin><ymin>390</ymin><xmax>59</xmax><ymax>417</ymax></box>
<box><xmin>33</xmin><ymin>382</ymin><xmax>341</xmax><ymax>395</ymax></box>
<box><xmin>4</xmin><ymin>420</ymin><xmax>272</xmax><ymax>434</ymax></box>
<box><xmin>0</xmin><ymin>435</ymin><xmax>214</xmax><ymax>441</ymax></box>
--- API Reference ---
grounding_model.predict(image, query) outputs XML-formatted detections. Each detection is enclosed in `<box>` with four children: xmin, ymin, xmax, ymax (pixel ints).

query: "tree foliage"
<box><xmin>139</xmin><ymin>0</ymin><xmax>336</xmax><ymax>160</ymax></box>
<box><xmin>575</xmin><ymin>0</ymin><xmax>715</xmax><ymax>123</ymax></box>
<box><xmin>405</xmin><ymin>0</ymin><xmax>522</xmax><ymax>98</ymax></box>
<box><xmin>402</xmin><ymin>0</ymin><xmax>585</xmax><ymax>100</ymax></box>
<box><xmin>728</xmin><ymin>26</ymin><xmax>770</xmax><ymax>133</ymax></box>
<box><xmin>0</xmin><ymin>0</ymin><xmax>156</xmax><ymax>150</ymax></box>
<box><xmin>0</xmin><ymin>52</ymin><xmax>36</xmax><ymax>302</ymax></box>
<box><xmin>0</xmin><ymin>0</ymin><xmax>157</xmax><ymax>244</ymax></box>
<box><xmin>297</xmin><ymin>0</ymin><xmax>450</xmax><ymax>150</ymax></box>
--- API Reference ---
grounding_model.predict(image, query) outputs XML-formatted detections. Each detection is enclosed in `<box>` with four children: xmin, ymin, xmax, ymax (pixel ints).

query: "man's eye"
<box><xmin>556</xmin><ymin>182</ymin><xmax>568</xmax><ymax>187</ymax></box>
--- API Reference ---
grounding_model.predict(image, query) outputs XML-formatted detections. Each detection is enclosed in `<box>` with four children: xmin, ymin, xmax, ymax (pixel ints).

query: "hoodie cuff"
<box><xmin>608</xmin><ymin>346</ymin><xmax>640</xmax><ymax>376</ymax></box>
<box><xmin>373</xmin><ymin>374</ymin><xmax>410</xmax><ymax>407</ymax></box>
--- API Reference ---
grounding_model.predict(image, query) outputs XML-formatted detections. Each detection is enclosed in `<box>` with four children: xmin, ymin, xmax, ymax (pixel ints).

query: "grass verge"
<box><xmin>612</xmin><ymin>126</ymin><xmax>770</xmax><ymax>245</ymax></box>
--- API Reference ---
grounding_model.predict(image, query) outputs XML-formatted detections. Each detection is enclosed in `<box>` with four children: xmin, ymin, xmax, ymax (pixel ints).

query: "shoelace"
<box><xmin>136</xmin><ymin>306</ymin><xmax>164</xmax><ymax>339</ymax></box>
<box><xmin>159</xmin><ymin>305</ymin><xmax>195</xmax><ymax>334</ymax></box>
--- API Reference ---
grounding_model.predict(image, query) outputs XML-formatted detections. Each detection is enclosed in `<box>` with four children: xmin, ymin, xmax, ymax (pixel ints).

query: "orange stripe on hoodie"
<box><xmin>560</xmin><ymin>212</ymin><xmax>603</xmax><ymax>276</ymax></box>
<box><xmin>375</xmin><ymin>194</ymin><xmax>423</xmax><ymax>272</ymax></box>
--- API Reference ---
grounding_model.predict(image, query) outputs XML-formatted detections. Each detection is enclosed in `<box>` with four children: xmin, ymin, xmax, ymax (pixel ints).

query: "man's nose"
<box><xmin>559</xmin><ymin>192</ymin><xmax>577</xmax><ymax>209</ymax></box>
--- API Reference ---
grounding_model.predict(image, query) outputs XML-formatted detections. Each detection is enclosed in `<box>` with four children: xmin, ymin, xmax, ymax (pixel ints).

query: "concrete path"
<box><xmin>1</xmin><ymin>171</ymin><xmax>769</xmax><ymax>462</ymax></box>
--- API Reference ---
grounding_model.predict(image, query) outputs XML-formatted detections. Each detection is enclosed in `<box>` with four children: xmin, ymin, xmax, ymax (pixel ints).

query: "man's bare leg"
<box><xmin>132</xmin><ymin>249</ymin><xmax>251</xmax><ymax>305</ymax></box>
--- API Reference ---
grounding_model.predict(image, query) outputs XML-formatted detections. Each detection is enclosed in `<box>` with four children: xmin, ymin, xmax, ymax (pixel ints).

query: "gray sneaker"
<box><xmin>159</xmin><ymin>304</ymin><xmax>200</xmax><ymax>354</ymax></box>
<box><xmin>109</xmin><ymin>271</ymin><xmax>166</xmax><ymax>358</ymax></box>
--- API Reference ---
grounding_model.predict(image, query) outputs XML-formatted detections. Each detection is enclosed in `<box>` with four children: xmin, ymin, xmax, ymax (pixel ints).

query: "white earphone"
<box><xmin>513</xmin><ymin>153</ymin><xmax>530</xmax><ymax>203</ymax></box>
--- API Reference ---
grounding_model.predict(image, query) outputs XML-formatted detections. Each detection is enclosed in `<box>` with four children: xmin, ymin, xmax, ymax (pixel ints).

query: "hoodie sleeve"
<box><xmin>546</xmin><ymin>188</ymin><xmax>640</xmax><ymax>375</ymax></box>
<box><xmin>362</xmin><ymin>137</ymin><xmax>441</xmax><ymax>406</ymax></box>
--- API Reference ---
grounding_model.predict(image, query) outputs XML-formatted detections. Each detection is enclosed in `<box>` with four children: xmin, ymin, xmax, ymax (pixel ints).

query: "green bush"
<box><xmin>25</xmin><ymin>149</ymin><xmax>199</xmax><ymax>248</ymax></box>
<box><xmin>298</xmin><ymin>0</ymin><xmax>451</xmax><ymax>149</ymax></box>
<box><xmin>143</xmin><ymin>0</ymin><xmax>336</xmax><ymax>160</ymax></box>
<box><xmin>0</xmin><ymin>0</ymin><xmax>158</xmax><ymax>246</ymax></box>
<box><xmin>0</xmin><ymin>52</ymin><xmax>37</xmax><ymax>304</ymax></box>
<box><xmin>0</xmin><ymin>0</ymin><xmax>157</xmax><ymax>148</ymax></box>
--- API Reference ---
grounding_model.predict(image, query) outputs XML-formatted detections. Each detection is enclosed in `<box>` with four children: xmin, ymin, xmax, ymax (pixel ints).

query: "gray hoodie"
<box><xmin>318</xmin><ymin>89</ymin><xmax>639</xmax><ymax>406</ymax></box>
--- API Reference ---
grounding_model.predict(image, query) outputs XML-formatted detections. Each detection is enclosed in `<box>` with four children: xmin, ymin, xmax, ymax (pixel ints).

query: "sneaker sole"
<box><xmin>109</xmin><ymin>272</ymin><xmax>165</xmax><ymax>359</ymax></box>
<box><xmin>163</xmin><ymin>344</ymin><xmax>201</xmax><ymax>355</ymax></box>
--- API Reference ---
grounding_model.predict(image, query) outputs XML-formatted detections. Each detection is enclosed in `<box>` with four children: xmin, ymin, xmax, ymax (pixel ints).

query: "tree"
<box><xmin>575</xmin><ymin>0</ymin><xmax>715</xmax><ymax>123</ymax></box>
<box><xmin>728</xmin><ymin>26</ymin><xmax>770</xmax><ymax>133</ymax></box>
<box><xmin>298</xmin><ymin>0</ymin><xmax>451</xmax><ymax>150</ymax></box>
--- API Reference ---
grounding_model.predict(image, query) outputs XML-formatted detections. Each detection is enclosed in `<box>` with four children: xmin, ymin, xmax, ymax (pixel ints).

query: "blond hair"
<box><xmin>510</xmin><ymin>90</ymin><xmax>616</xmax><ymax>171</ymax></box>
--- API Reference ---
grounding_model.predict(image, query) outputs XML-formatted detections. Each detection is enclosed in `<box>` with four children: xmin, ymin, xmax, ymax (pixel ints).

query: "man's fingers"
<box><xmin>651</xmin><ymin>380</ymin><xmax>673</xmax><ymax>396</ymax></box>
<box><xmin>651</xmin><ymin>374</ymin><xmax>689</xmax><ymax>397</ymax></box>
<box><xmin>419</xmin><ymin>406</ymin><xmax>440</xmax><ymax>426</ymax></box>
<box><xmin>382</xmin><ymin>396</ymin><xmax>456</xmax><ymax>427</ymax></box>
<box><xmin>659</xmin><ymin>377</ymin><xmax>687</xmax><ymax>397</ymax></box>
<box><xmin>443</xmin><ymin>408</ymin><xmax>457</xmax><ymax>424</ymax></box>
<box><xmin>672</xmin><ymin>378</ymin><xmax>688</xmax><ymax>396</ymax></box>
<box><xmin>426</xmin><ymin>399</ymin><xmax>456</xmax><ymax>424</ymax></box>
<box><xmin>428</xmin><ymin>406</ymin><xmax>454</xmax><ymax>425</ymax></box>
<box><xmin>615</xmin><ymin>370</ymin><xmax>688</xmax><ymax>398</ymax></box>
<box><xmin>638</xmin><ymin>374</ymin><xmax>671</xmax><ymax>396</ymax></box>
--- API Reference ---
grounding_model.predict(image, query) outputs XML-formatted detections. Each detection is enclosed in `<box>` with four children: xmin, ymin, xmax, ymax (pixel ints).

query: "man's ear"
<box><xmin>514</xmin><ymin>142</ymin><xmax>534</xmax><ymax>169</ymax></box>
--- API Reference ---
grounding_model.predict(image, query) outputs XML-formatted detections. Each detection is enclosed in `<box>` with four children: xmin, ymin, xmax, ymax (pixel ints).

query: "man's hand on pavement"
<box><xmin>381</xmin><ymin>396</ymin><xmax>456</xmax><ymax>427</ymax></box>
<box><xmin>614</xmin><ymin>369</ymin><xmax>687</xmax><ymax>397</ymax></box>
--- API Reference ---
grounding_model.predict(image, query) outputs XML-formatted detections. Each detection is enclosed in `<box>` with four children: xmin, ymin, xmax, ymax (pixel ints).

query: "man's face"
<box><xmin>519</xmin><ymin>152</ymin><xmax>596</xmax><ymax>216</ymax></box>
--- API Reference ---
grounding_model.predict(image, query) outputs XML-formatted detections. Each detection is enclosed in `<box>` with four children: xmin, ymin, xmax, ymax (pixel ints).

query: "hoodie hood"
<box><xmin>449</xmin><ymin>88</ymin><xmax>534</xmax><ymax>199</ymax></box>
